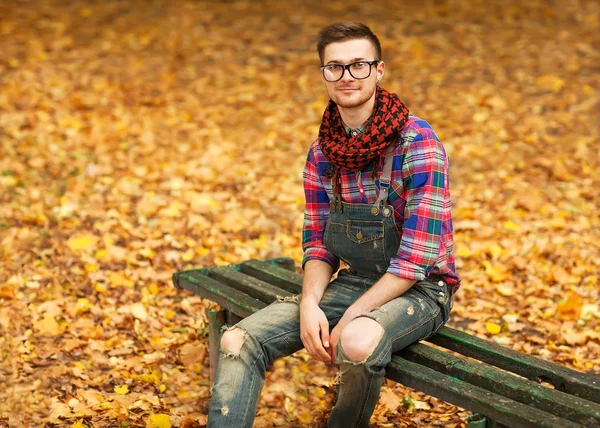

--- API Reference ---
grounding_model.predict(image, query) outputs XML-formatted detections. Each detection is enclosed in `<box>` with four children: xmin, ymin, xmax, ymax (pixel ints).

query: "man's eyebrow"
<box><xmin>325</xmin><ymin>57</ymin><xmax>367</xmax><ymax>65</ymax></box>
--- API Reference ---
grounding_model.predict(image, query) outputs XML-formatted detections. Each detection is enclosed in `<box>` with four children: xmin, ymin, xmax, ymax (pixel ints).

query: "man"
<box><xmin>208</xmin><ymin>22</ymin><xmax>460</xmax><ymax>428</ymax></box>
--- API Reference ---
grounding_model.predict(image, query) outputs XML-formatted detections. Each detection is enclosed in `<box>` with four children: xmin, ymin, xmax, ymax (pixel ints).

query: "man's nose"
<box><xmin>340</xmin><ymin>67</ymin><xmax>355</xmax><ymax>82</ymax></box>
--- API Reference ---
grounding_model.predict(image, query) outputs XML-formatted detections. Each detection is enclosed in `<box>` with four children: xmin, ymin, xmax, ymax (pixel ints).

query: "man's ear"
<box><xmin>377</xmin><ymin>61</ymin><xmax>385</xmax><ymax>81</ymax></box>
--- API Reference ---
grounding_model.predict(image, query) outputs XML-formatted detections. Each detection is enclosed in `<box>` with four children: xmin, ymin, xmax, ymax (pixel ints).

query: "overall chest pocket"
<box><xmin>345</xmin><ymin>220</ymin><xmax>386</xmax><ymax>265</ymax></box>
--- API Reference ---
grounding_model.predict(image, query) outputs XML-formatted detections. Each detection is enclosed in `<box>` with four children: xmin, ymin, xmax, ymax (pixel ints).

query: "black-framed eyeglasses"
<box><xmin>320</xmin><ymin>60</ymin><xmax>380</xmax><ymax>82</ymax></box>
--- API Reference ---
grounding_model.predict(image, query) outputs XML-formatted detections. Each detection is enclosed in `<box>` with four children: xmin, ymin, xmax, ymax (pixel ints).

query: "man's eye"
<box><xmin>327</xmin><ymin>65</ymin><xmax>342</xmax><ymax>71</ymax></box>
<box><xmin>352</xmin><ymin>62</ymin><xmax>367</xmax><ymax>68</ymax></box>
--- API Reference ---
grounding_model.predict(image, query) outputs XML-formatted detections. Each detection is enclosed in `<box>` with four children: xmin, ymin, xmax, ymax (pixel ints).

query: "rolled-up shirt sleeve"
<box><xmin>387</xmin><ymin>127</ymin><xmax>450</xmax><ymax>281</ymax></box>
<box><xmin>301</xmin><ymin>144</ymin><xmax>340</xmax><ymax>272</ymax></box>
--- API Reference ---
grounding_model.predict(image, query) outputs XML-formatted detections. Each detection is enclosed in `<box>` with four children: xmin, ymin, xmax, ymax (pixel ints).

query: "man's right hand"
<box><xmin>299</xmin><ymin>299</ymin><xmax>331</xmax><ymax>363</ymax></box>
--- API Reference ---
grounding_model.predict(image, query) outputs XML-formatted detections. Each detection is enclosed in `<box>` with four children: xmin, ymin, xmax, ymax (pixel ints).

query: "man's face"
<box><xmin>321</xmin><ymin>38</ymin><xmax>384</xmax><ymax>109</ymax></box>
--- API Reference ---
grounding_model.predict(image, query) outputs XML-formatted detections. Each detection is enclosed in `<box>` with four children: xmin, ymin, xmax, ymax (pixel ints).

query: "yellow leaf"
<box><xmin>114</xmin><ymin>385</ymin><xmax>129</xmax><ymax>394</ymax></box>
<box><xmin>482</xmin><ymin>261</ymin><xmax>508</xmax><ymax>282</ymax></box>
<box><xmin>67</xmin><ymin>233</ymin><xmax>98</xmax><ymax>251</ymax></box>
<box><xmin>297</xmin><ymin>409</ymin><xmax>313</xmax><ymax>424</ymax></box>
<box><xmin>149</xmin><ymin>283</ymin><xmax>159</xmax><ymax>295</ymax></box>
<box><xmin>146</xmin><ymin>414</ymin><xmax>171</xmax><ymax>428</ymax></box>
<box><xmin>135</xmin><ymin>369</ymin><xmax>162</xmax><ymax>386</ymax></box>
<box><xmin>72</xmin><ymin>420</ymin><xmax>85</xmax><ymax>428</ymax></box>
<box><xmin>95</xmin><ymin>401</ymin><xmax>114</xmax><ymax>410</ymax></box>
<box><xmin>130</xmin><ymin>302</ymin><xmax>148</xmax><ymax>321</ymax></box>
<box><xmin>159</xmin><ymin>384</ymin><xmax>166</xmax><ymax>393</ymax></box>
<box><xmin>75</xmin><ymin>298</ymin><xmax>91</xmax><ymax>315</ymax></box>
<box><xmin>486</xmin><ymin>322</ymin><xmax>501</xmax><ymax>335</ymax></box>
<box><xmin>0</xmin><ymin>176</ymin><xmax>18</xmax><ymax>186</ymax></box>
<box><xmin>456</xmin><ymin>247</ymin><xmax>471</xmax><ymax>258</ymax></box>
<box><xmin>159</xmin><ymin>201</ymin><xmax>186</xmax><ymax>218</ymax></box>
<box><xmin>551</xmin><ymin>265</ymin><xmax>571</xmax><ymax>283</ymax></box>
<box><xmin>50</xmin><ymin>398</ymin><xmax>72</xmax><ymax>418</ymax></box>
<box><xmin>34</xmin><ymin>314</ymin><xmax>61</xmax><ymax>337</ymax></box>
<box><xmin>181</xmin><ymin>249</ymin><xmax>195</xmax><ymax>262</ymax></box>
<box><xmin>379</xmin><ymin>387</ymin><xmax>401</xmax><ymax>411</ymax></box>
<box><xmin>84</xmin><ymin>263</ymin><xmax>99</xmax><ymax>273</ymax></box>
<box><xmin>109</xmin><ymin>271</ymin><xmax>134</xmax><ymax>287</ymax></box>
<box><xmin>503</xmin><ymin>221</ymin><xmax>519</xmax><ymax>231</ymax></box>
<box><xmin>414</xmin><ymin>400</ymin><xmax>431</xmax><ymax>410</ymax></box>
<box><xmin>196</xmin><ymin>246</ymin><xmax>210</xmax><ymax>256</ymax></box>
<box><xmin>496</xmin><ymin>284</ymin><xmax>515</xmax><ymax>297</ymax></box>
<box><xmin>557</xmin><ymin>293</ymin><xmax>584</xmax><ymax>321</ymax></box>
<box><xmin>536</xmin><ymin>74</ymin><xmax>565</xmax><ymax>92</ymax></box>
<box><xmin>140</xmin><ymin>248</ymin><xmax>156</xmax><ymax>259</ymax></box>
<box><xmin>143</xmin><ymin>351</ymin><xmax>166</xmax><ymax>364</ymax></box>
<box><xmin>580</xmin><ymin>304</ymin><xmax>600</xmax><ymax>321</ymax></box>
<box><xmin>487</xmin><ymin>244</ymin><xmax>503</xmax><ymax>259</ymax></box>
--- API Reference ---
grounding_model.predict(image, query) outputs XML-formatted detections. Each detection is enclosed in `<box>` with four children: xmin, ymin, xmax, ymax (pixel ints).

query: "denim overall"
<box><xmin>324</xmin><ymin>145</ymin><xmax>402</xmax><ymax>279</ymax></box>
<box><xmin>207</xmin><ymin>147</ymin><xmax>453</xmax><ymax>428</ymax></box>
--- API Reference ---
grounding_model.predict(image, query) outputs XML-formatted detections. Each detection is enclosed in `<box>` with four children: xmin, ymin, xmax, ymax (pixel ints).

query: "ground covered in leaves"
<box><xmin>1</xmin><ymin>0</ymin><xmax>599</xmax><ymax>426</ymax></box>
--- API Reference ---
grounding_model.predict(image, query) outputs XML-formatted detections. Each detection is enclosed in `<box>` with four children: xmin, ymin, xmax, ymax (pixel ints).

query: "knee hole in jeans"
<box><xmin>220</xmin><ymin>327</ymin><xmax>246</xmax><ymax>356</ymax></box>
<box><xmin>339</xmin><ymin>317</ymin><xmax>384</xmax><ymax>363</ymax></box>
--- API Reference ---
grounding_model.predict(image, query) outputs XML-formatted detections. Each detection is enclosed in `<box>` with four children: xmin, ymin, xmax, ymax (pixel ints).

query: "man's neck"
<box><xmin>338</xmin><ymin>91</ymin><xmax>376</xmax><ymax>129</ymax></box>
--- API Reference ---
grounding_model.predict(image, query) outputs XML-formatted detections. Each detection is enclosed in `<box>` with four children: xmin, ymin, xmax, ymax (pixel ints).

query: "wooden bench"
<box><xmin>172</xmin><ymin>257</ymin><xmax>600</xmax><ymax>428</ymax></box>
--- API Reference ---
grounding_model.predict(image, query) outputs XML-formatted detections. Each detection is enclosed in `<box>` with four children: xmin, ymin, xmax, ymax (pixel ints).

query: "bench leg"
<box><xmin>226</xmin><ymin>311</ymin><xmax>243</xmax><ymax>325</ymax></box>
<box><xmin>466</xmin><ymin>414</ymin><xmax>509</xmax><ymax>428</ymax></box>
<box><xmin>206</xmin><ymin>308</ymin><xmax>227</xmax><ymax>384</ymax></box>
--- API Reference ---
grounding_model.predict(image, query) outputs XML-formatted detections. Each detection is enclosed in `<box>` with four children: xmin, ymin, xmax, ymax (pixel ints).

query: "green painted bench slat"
<box><xmin>428</xmin><ymin>327</ymin><xmax>600</xmax><ymax>403</ymax></box>
<box><xmin>387</xmin><ymin>356</ymin><xmax>587</xmax><ymax>428</ymax></box>
<box><xmin>209</xmin><ymin>266</ymin><xmax>293</xmax><ymax>304</ymax></box>
<box><xmin>403</xmin><ymin>342</ymin><xmax>600</xmax><ymax>426</ymax></box>
<box><xmin>239</xmin><ymin>259</ymin><xmax>303</xmax><ymax>294</ymax></box>
<box><xmin>173</xmin><ymin>270</ymin><xmax>266</xmax><ymax>318</ymax></box>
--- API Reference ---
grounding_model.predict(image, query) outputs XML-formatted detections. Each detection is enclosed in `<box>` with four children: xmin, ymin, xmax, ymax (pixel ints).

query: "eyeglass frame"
<box><xmin>320</xmin><ymin>60</ymin><xmax>381</xmax><ymax>82</ymax></box>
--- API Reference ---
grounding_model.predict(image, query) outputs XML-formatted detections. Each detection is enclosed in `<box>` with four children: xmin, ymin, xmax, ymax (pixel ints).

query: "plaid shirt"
<box><xmin>302</xmin><ymin>115</ymin><xmax>460</xmax><ymax>288</ymax></box>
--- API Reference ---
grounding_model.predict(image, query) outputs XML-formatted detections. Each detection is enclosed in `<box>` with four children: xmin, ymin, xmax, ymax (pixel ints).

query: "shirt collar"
<box><xmin>344</xmin><ymin>116</ymin><xmax>371</xmax><ymax>137</ymax></box>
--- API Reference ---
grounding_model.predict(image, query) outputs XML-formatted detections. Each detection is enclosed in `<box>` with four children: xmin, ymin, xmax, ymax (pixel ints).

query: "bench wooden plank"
<box><xmin>173</xmin><ymin>270</ymin><xmax>265</xmax><ymax>317</ymax></box>
<box><xmin>387</xmin><ymin>356</ymin><xmax>585</xmax><ymax>428</ymax></box>
<box><xmin>239</xmin><ymin>260</ymin><xmax>303</xmax><ymax>294</ymax></box>
<box><xmin>402</xmin><ymin>342</ymin><xmax>600</xmax><ymax>426</ymax></box>
<box><xmin>428</xmin><ymin>327</ymin><xmax>600</xmax><ymax>404</ymax></box>
<box><xmin>265</xmin><ymin>256</ymin><xmax>296</xmax><ymax>272</ymax></box>
<box><xmin>209</xmin><ymin>266</ymin><xmax>293</xmax><ymax>303</ymax></box>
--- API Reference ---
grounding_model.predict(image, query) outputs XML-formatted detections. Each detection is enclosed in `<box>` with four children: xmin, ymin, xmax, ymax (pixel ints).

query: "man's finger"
<box><xmin>310</xmin><ymin>335</ymin><xmax>331</xmax><ymax>361</ymax></box>
<box><xmin>315</xmin><ymin>344</ymin><xmax>331</xmax><ymax>362</ymax></box>
<box><xmin>305</xmin><ymin>325</ymin><xmax>331</xmax><ymax>362</ymax></box>
<box><xmin>320</xmin><ymin>320</ymin><xmax>330</xmax><ymax>348</ymax></box>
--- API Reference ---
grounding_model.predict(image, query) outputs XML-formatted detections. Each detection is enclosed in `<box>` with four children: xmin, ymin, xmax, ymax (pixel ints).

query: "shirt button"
<box><xmin>438</xmin><ymin>281</ymin><xmax>444</xmax><ymax>287</ymax></box>
<box><xmin>352</xmin><ymin>131</ymin><xmax>358</xmax><ymax>137</ymax></box>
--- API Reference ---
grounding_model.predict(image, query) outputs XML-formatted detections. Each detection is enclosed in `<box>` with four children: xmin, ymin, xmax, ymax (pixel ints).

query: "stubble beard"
<box><xmin>332</xmin><ymin>86</ymin><xmax>376</xmax><ymax>109</ymax></box>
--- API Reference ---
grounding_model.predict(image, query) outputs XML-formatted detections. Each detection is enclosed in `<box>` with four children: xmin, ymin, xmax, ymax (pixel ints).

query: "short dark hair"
<box><xmin>316</xmin><ymin>22</ymin><xmax>382</xmax><ymax>65</ymax></box>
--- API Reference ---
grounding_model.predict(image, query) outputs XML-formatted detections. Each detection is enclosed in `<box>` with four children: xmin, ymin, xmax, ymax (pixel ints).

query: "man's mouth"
<box><xmin>337</xmin><ymin>87</ymin><xmax>359</xmax><ymax>92</ymax></box>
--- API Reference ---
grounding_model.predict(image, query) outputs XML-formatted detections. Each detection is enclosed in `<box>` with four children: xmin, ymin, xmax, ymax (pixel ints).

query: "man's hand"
<box><xmin>300</xmin><ymin>299</ymin><xmax>331</xmax><ymax>363</ymax></box>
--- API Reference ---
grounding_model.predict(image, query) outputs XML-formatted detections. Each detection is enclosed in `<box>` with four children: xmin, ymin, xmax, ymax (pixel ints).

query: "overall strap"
<box><xmin>371</xmin><ymin>145</ymin><xmax>395</xmax><ymax>216</ymax></box>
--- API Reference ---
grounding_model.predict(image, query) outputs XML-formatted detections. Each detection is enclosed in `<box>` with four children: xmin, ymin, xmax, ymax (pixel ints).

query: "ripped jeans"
<box><xmin>207</xmin><ymin>269</ymin><xmax>453</xmax><ymax>428</ymax></box>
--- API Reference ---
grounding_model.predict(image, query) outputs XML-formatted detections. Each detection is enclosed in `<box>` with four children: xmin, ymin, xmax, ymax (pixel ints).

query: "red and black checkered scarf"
<box><xmin>319</xmin><ymin>86</ymin><xmax>410</xmax><ymax>195</ymax></box>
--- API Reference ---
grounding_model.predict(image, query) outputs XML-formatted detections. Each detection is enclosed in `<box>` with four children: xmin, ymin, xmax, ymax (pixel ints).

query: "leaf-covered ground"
<box><xmin>1</xmin><ymin>0</ymin><xmax>599</xmax><ymax>426</ymax></box>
